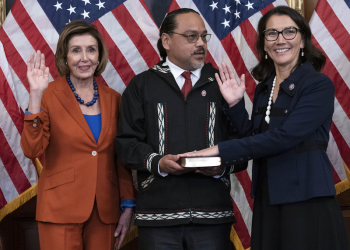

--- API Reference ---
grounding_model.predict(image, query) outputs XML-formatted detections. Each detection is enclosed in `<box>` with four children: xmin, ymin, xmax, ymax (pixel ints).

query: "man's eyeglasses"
<box><xmin>171</xmin><ymin>32</ymin><xmax>212</xmax><ymax>43</ymax></box>
<box><xmin>263</xmin><ymin>27</ymin><xmax>302</xmax><ymax>41</ymax></box>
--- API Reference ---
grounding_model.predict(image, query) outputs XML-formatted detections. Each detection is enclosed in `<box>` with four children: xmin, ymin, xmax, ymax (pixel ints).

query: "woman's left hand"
<box><xmin>114</xmin><ymin>207</ymin><xmax>133</xmax><ymax>249</ymax></box>
<box><xmin>178</xmin><ymin>145</ymin><xmax>220</xmax><ymax>158</ymax></box>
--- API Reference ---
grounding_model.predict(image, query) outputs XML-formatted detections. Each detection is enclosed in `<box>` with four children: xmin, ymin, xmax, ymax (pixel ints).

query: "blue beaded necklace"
<box><xmin>66</xmin><ymin>75</ymin><xmax>99</xmax><ymax>107</ymax></box>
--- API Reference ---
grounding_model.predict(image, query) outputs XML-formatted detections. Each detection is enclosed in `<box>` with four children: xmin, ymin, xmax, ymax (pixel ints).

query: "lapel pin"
<box><xmin>201</xmin><ymin>90</ymin><xmax>207</xmax><ymax>97</ymax></box>
<box><xmin>289</xmin><ymin>84</ymin><xmax>295</xmax><ymax>90</ymax></box>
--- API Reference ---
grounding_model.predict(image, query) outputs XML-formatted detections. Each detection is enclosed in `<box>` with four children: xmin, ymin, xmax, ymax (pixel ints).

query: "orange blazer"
<box><xmin>21</xmin><ymin>76</ymin><xmax>135</xmax><ymax>224</ymax></box>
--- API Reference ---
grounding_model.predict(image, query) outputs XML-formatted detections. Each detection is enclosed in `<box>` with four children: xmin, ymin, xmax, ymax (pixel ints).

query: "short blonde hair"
<box><xmin>55</xmin><ymin>20</ymin><xmax>108</xmax><ymax>77</ymax></box>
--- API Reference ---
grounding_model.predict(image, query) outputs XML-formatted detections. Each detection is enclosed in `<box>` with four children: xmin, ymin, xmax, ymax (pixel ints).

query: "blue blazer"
<box><xmin>219</xmin><ymin>61</ymin><xmax>336</xmax><ymax>205</ymax></box>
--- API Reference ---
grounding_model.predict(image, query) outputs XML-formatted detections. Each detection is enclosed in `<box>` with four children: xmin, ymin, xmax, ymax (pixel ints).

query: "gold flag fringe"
<box><xmin>0</xmin><ymin>158</ymin><xmax>43</xmax><ymax>222</ymax></box>
<box><xmin>120</xmin><ymin>226</ymin><xmax>138</xmax><ymax>248</ymax></box>
<box><xmin>335</xmin><ymin>161</ymin><xmax>350</xmax><ymax>195</ymax></box>
<box><xmin>0</xmin><ymin>184</ymin><xmax>38</xmax><ymax>222</ymax></box>
<box><xmin>231</xmin><ymin>226</ymin><xmax>251</xmax><ymax>250</ymax></box>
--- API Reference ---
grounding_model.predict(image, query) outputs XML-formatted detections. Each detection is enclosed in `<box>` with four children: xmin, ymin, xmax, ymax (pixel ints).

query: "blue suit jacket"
<box><xmin>219</xmin><ymin>61</ymin><xmax>336</xmax><ymax>205</ymax></box>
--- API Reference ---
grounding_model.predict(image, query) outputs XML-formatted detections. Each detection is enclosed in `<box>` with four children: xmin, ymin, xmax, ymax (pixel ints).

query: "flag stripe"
<box><xmin>332</xmin><ymin>99</ymin><xmax>350</xmax><ymax>150</ymax></box>
<box><xmin>0</xmin><ymin>158</ymin><xmax>19</xmax><ymax>203</ymax></box>
<box><xmin>234</xmin><ymin>171</ymin><xmax>254</xmax><ymax>210</ymax></box>
<box><xmin>311</xmin><ymin>14</ymin><xmax>350</xmax><ymax>92</ymax></box>
<box><xmin>231</xmin><ymin>199</ymin><xmax>251</xmax><ymax>249</ymax></box>
<box><xmin>230</xmin><ymin>174</ymin><xmax>253</xmax><ymax>234</ymax></box>
<box><xmin>231</xmin><ymin>25</ymin><xmax>259</xmax><ymax>81</ymax></box>
<box><xmin>230</xmin><ymin>174</ymin><xmax>252</xmax><ymax>248</ymax></box>
<box><xmin>11</xmin><ymin>1</ymin><xmax>58</xmax><ymax>78</ymax></box>
<box><xmin>327</xmin><ymin>0</ymin><xmax>350</xmax><ymax>35</ymax></box>
<box><xmin>168</xmin><ymin>0</ymin><xmax>180</xmax><ymax>13</ymax></box>
<box><xmin>221</xmin><ymin>34</ymin><xmax>255</xmax><ymax>101</ymax></box>
<box><xmin>0</xmin><ymin>28</ymin><xmax>30</xmax><ymax>92</ymax></box>
<box><xmin>112</xmin><ymin>4</ymin><xmax>159</xmax><ymax>68</ymax></box>
<box><xmin>124</xmin><ymin>0</ymin><xmax>160</xmax><ymax>56</ymax></box>
<box><xmin>205</xmin><ymin>51</ymin><xmax>218</xmax><ymax>69</ymax></box>
<box><xmin>99</xmin><ymin>12</ymin><xmax>148</xmax><ymax>75</ymax></box>
<box><xmin>0</xmin><ymin>94</ymin><xmax>37</xmax><ymax>186</ymax></box>
<box><xmin>7</xmin><ymin>65</ymin><xmax>30</xmax><ymax>111</ymax></box>
<box><xmin>0</xmin><ymin>127</ymin><xmax>31</xmax><ymax>194</ymax></box>
<box><xmin>239</xmin><ymin>19</ymin><xmax>258</xmax><ymax>59</ymax></box>
<box><xmin>93</xmin><ymin>20</ymin><xmax>135</xmax><ymax>86</ymax></box>
<box><xmin>327</xmin><ymin>132</ymin><xmax>347</xmax><ymax>181</ymax></box>
<box><xmin>330</xmin><ymin>123</ymin><xmax>350</xmax><ymax>168</ymax></box>
<box><xmin>316</xmin><ymin>0</ymin><xmax>350</xmax><ymax>61</ymax></box>
<box><xmin>101</xmin><ymin>60</ymin><xmax>127</xmax><ymax>93</ymax></box>
<box><xmin>260</xmin><ymin>3</ymin><xmax>275</xmax><ymax>16</ymax></box>
<box><xmin>311</xmin><ymin>35</ymin><xmax>350</xmax><ymax>122</ymax></box>
<box><xmin>20</xmin><ymin>0</ymin><xmax>59</xmax><ymax>53</ymax></box>
<box><xmin>0</xmin><ymin>67</ymin><xmax>23</xmax><ymax>135</ymax></box>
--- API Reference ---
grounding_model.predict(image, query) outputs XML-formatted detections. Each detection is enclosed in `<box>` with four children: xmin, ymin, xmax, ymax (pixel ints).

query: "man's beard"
<box><xmin>187</xmin><ymin>47</ymin><xmax>206</xmax><ymax>70</ymax></box>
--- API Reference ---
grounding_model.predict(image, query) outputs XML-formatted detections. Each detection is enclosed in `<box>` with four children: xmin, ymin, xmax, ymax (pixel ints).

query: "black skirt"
<box><xmin>251</xmin><ymin>159</ymin><xmax>350</xmax><ymax>250</ymax></box>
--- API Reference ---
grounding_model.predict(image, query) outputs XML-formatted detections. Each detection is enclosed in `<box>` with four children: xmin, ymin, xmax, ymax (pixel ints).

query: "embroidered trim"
<box><xmin>141</xmin><ymin>174</ymin><xmax>155</xmax><ymax>189</ymax></box>
<box><xmin>157</xmin><ymin>103</ymin><xmax>165</xmax><ymax>156</ymax></box>
<box><xmin>151</xmin><ymin>65</ymin><xmax>171</xmax><ymax>74</ymax></box>
<box><xmin>146</xmin><ymin>153</ymin><xmax>158</xmax><ymax>172</ymax></box>
<box><xmin>135</xmin><ymin>210</ymin><xmax>234</xmax><ymax>221</ymax></box>
<box><xmin>208</xmin><ymin>102</ymin><xmax>216</xmax><ymax>147</ymax></box>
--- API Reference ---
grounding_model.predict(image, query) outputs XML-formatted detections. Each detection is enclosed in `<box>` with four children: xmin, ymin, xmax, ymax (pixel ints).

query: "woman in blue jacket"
<box><xmin>181</xmin><ymin>6</ymin><xmax>349</xmax><ymax>250</ymax></box>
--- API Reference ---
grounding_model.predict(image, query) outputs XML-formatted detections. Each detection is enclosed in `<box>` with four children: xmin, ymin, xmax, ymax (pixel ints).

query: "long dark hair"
<box><xmin>157</xmin><ymin>8</ymin><xmax>199</xmax><ymax>63</ymax></box>
<box><xmin>251</xmin><ymin>6</ymin><xmax>326</xmax><ymax>82</ymax></box>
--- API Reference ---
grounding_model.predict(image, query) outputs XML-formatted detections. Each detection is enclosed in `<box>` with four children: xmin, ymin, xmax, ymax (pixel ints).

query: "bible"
<box><xmin>179</xmin><ymin>157</ymin><xmax>221</xmax><ymax>168</ymax></box>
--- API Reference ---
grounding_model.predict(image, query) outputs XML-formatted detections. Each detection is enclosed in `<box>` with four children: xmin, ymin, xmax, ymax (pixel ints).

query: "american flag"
<box><xmin>0</xmin><ymin>0</ymin><xmax>349</xmax><ymax>249</ymax></box>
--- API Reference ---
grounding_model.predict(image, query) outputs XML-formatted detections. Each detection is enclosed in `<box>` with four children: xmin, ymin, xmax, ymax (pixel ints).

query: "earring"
<box><xmin>265</xmin><ymin>52</ymin><xmax>268</xmax><ymax>59</ymax></box>
<box><xmin>301</xmin><ymin>49</ymin><xmax>304</xmax><ymax>57</ymax></box>
<box><xmin>65</xmin><ymin>61</ymin><xmax>68</xmax><ymax>65</ymax></box>
<box><xmin>98</xmin><ymin>61</ymin><xmax>100</xmax><ymax>65</ymax></box>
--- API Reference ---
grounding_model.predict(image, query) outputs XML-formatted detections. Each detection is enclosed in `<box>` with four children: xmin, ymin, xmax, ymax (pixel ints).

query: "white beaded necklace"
<box><xmin>265</xmin><ymin>76</ymin><xmax>276</xmax><ymax>124</ymax></box>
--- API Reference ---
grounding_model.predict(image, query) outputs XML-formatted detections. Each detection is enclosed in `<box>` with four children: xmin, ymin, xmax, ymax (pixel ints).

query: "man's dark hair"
<box><xmin>157</xmin><ymin>8</ymin><xmax>200</xmax><ymax>62</ymax></box>
<box><xmin>251</xmin><ymin>6</ymin><xmax>326</xmax><ymax>82</ymax></box>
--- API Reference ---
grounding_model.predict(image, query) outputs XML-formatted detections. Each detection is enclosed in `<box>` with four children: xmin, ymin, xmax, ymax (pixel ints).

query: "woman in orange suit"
<box><xmin>20</xmin><ymin>21</ymin><xmax>135</xmax><ymax>250</ymax></box>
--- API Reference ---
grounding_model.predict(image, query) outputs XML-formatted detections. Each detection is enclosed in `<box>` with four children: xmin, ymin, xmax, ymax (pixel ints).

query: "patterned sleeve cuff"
<box><xmin>145</xmin><ymin>153</ymin><xmax>163</xmax><ymax>177</ymax></box>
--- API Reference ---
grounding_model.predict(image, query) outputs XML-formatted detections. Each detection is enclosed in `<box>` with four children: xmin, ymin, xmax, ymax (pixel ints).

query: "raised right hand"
<box><xmin>159</xmin><ymin>154</ymin><xmax>194</xmax><ymax>175</ymax></box>
<box><xmin>215</xmin><ymin>63</ymin><xmax>245</xmax><ymax>108</ymax></box>
<box><xmin>27</xmin><ymin>50</ymin><xmax>50</xmax><ymax>93</ymax></box>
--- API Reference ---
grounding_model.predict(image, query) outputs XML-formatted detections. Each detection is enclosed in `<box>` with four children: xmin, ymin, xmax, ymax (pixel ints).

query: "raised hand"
<box><xmin>26</xmin><ymin>51</ymin><xmax>50</xmax><ymax>114</ymax></box>
<box><xmin>27</xmin><ymin>50</ymin><xmax>50</xmax><ymax>93</ymax></box>
<box><xmin>215</xmin><ymin>63</ymin><xmax>245</xmax><ymax>108</ymax></box>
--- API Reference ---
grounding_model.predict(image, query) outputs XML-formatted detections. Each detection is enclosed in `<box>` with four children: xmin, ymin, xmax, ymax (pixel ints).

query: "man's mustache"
<box><xmin>192</xmin><ymin>47</ymin><xmax>206</xmax><ymax>55</ymax></box>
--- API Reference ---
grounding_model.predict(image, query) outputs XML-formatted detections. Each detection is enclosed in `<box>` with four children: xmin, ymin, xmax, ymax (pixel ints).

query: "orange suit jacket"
<box><xmin>21</xmin><ymin>76</ymin><xmax>135</xmax><ymax>224</ymax></box>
